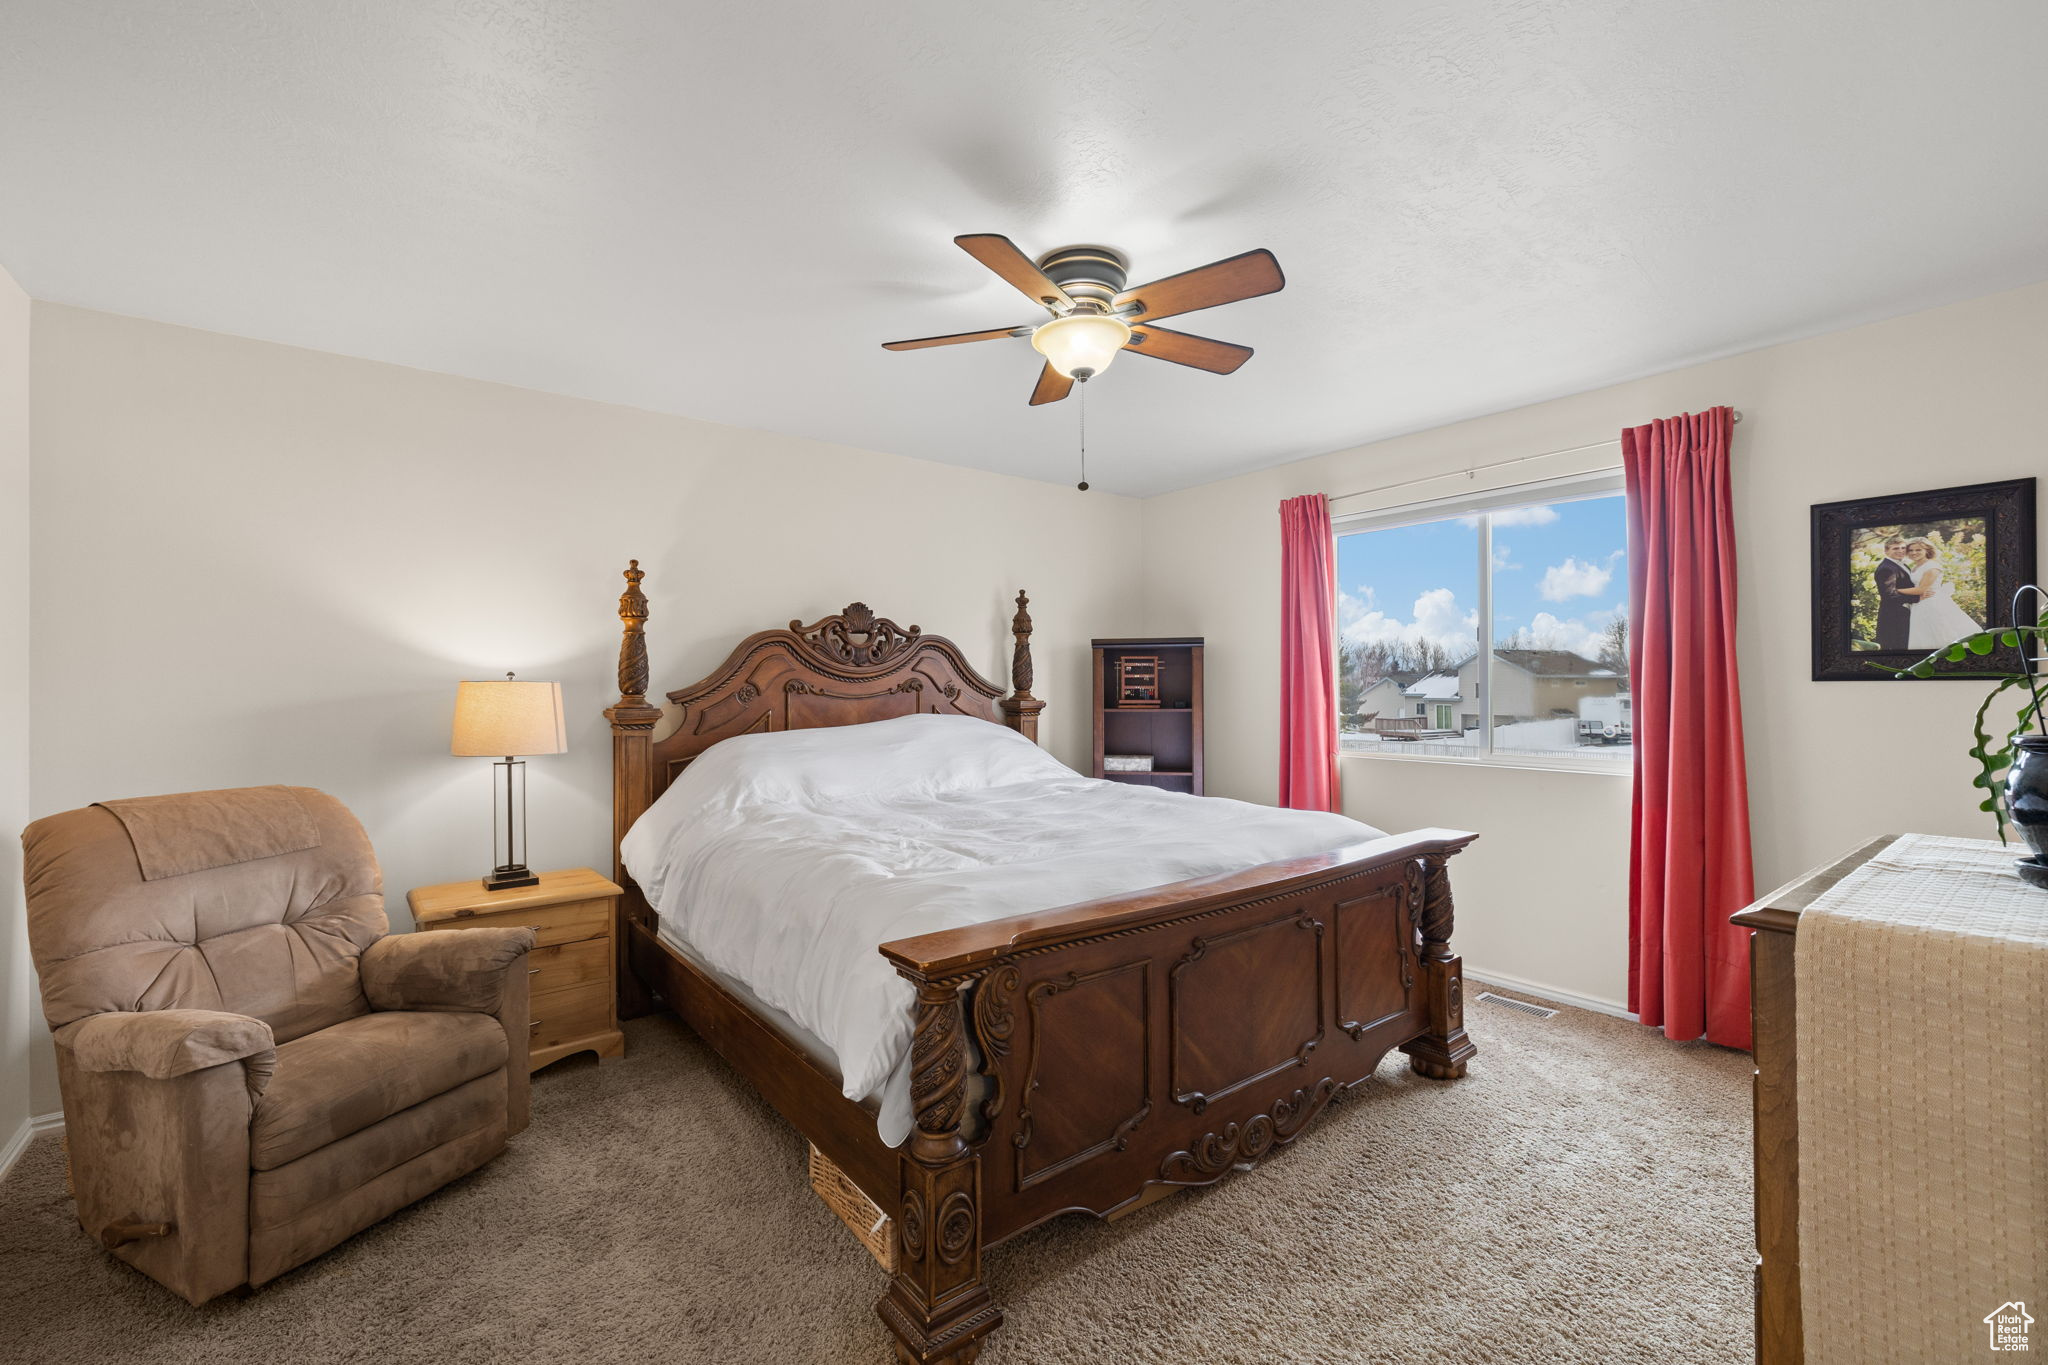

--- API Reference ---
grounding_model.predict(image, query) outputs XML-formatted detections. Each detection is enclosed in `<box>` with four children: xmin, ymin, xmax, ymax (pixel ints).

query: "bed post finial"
<box><xmin>616</xmin><ymin>559</ymin><xmax>651</xmax><ymax>705</ymax></box>
<box><xmin>606</xmin><ymin>556</ymin><xmax>661</xmax><ymax>731</ymax></box>
<box><xmin>605</xmin><ymin>560</ymin><xmax>664</xmax><ymax>1021</ymax></box>
<box><xmin>999</xmin><ymin>589</ymin><xmax>1046</xmax><ymax>745</ymax></box>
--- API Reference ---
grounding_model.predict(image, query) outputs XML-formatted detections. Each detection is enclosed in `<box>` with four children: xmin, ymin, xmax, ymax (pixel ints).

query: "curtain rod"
<box><xmin>1327</xmin><ymin>409</ymin><xmax>1742</xmax><ymax>506</ymax></box>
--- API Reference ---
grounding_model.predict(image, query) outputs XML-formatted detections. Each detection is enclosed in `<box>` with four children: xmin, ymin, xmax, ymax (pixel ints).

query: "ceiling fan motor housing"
<box><xmin>1035</xmin><ymin>245</ymin><xmax>1128</xmax><ymax>309</ymax></box>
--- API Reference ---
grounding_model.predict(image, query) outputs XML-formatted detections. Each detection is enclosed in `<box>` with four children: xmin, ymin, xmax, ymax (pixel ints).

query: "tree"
<box><xmin>1410</xmin><ymin>638</ymin><xmax>1456</xmax><ymax>675</ymax></box>
<box><xmin>1338</xmin><ymin>641</ymin><xmax>1367</xmax><ymax>725</ymax></box>
<box><xmin>1598</xmin><ymin>616</ymin><xmax>1630</xmax><ymax>689</ymax></box>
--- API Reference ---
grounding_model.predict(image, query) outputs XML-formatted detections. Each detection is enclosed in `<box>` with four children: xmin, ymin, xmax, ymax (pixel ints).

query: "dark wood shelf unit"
<box><xmin>1092</xmin><ymin>637</ymin><xmax>1204</xmax><ymax>796</ymax></box>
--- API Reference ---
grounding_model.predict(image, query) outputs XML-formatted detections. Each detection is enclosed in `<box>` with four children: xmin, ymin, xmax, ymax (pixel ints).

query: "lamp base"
<box><xmin>482</xmin><ymin>864</ymin><xmax>540</xmax><ymax>892</ymax></box>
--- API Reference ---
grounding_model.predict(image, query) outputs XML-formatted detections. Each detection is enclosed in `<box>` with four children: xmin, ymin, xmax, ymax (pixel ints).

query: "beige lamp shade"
<box><xmin>451</xmin><ymin>677</ymin><xmax>567</xmax><ymax>757</ymax></box>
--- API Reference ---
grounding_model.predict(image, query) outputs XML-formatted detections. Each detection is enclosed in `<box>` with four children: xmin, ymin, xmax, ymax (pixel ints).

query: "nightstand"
<box><xmin>407</xmin><ymin>867</ymin><xmax>626</xmax><ymax>1072</ymax></box>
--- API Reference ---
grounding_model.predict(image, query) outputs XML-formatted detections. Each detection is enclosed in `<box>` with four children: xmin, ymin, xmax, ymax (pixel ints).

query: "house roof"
<box><xmin>1490</xmin><ymin>649</ymin><xmax>1616</xmax><ymax>677</ymax></box>
<box><xmin>1361</xmin><ymin>669</ymin><xmax>1427</xmax><ymax>692</ymax></box>
<box><xmin>1403</xmin><ymin>672</ymin><xmax>1462</xmax><ymax>701</ymax></box>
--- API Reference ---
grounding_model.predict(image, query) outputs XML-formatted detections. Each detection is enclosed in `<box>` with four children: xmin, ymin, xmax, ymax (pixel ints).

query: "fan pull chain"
<box><xmin>1076</xmin><ymin>381</ymin><xmax>1090</xmax><ymax>492</ymax></box>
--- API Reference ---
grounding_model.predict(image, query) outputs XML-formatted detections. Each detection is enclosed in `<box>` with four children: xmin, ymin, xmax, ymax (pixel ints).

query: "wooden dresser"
<box><xmin>408</xmin><ymin>866</ymin><xmax>627</xmax><ymax>1072</ymax></box>
<box><xmin>1729</xmin><ymin>835</ymin><xmax>1896</xmax><ymax>1365</ymax></box>
<box><xmin>1736</xmin><ymin>833</ymin><xmax>2048</xmax><ymax>1365</ymax></box>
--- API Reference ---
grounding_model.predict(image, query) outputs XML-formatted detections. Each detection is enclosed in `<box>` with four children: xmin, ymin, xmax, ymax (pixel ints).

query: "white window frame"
<box><xmin>1333</xmin><ymin>468</ymin><xmax>1628</xmax><ymax>774</ymax></box>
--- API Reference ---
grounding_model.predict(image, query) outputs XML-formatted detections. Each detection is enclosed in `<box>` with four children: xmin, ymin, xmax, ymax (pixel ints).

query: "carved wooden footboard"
<box><xmin>875</xmin><ymin>829</ymin><xmax>1476</xmax><ymax>1364</ymax></box>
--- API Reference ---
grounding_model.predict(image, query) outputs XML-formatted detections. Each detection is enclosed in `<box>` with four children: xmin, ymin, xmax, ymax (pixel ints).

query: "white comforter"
<box><xmin>621</xmin><ymin>713</ymin><xmax>1382</xmax><ymax>1144</ymax></box>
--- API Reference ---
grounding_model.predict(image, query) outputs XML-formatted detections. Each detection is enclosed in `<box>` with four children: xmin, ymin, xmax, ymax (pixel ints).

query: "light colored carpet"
<box><xmin>0</xmin><ymin>990</ymin><xmax>1753</xmax><ymax>1363</ymax></box>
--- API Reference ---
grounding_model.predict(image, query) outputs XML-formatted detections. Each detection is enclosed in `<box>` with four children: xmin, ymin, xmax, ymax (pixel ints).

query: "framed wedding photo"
<box><xmin>1810</xmin><ymin>477</ymin><xmax>2036</xmax><ymax>681</ymax></box>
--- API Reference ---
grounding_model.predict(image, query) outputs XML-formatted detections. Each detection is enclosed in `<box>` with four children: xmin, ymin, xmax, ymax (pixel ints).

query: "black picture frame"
<box><xmin>1810</xmin><ymin>477</ymin><xmax>2036</xmax><ymax>681</ymax></box>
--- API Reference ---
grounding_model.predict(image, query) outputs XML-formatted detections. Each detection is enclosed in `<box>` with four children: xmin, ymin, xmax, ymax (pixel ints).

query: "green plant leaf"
<box><xmin>1896</xmin><ymin>624</ymin><xmax>2048</xmax><ymax>678</ymax></box>
<box><xmin>1969</xmin><ymin>675</ymin><xmax>2031</xmax><ymax>843</ymax></box>
<box><xmin>1887</xmin><ymin>666</ymin><xmax>2010</xmax><ymax>680</ymax></box>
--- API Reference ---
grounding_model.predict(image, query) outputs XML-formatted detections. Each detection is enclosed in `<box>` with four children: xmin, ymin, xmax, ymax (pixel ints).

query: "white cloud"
<box><xmin>1339</xmin><ymin>586</ymin><xmax>1478</xmax><ymax>656</ymax></box>
<box><xmin>1526</xmin><ymin>612</ymin><xmax>1604</xmax><ymax>659</ymax></box>
<box><xmin>1514</xmin><ymin>605</ymin><xmax>1626</xmax><ymax>662</ymax></box>
<box><xmin>1491</xmin><ymin>542</ymin><xmax>1519</xmax><ymax>571</ymax></box>
<box><xmin>1539</xmin><ymin>555</ymin><xmax>1613</xmax><ymax>601</ymax></box>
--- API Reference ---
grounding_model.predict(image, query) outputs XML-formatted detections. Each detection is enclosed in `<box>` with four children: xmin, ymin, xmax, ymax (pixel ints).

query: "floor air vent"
<box><xmin>1475</xmin><ymin>991</ymin><xmax>1558</xmax><ymax>1019</ymax></box>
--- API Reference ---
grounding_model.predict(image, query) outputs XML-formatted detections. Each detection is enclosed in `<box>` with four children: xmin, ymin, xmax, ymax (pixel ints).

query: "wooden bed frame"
<box><xmin>602</xmin><ymin>562</ymin><xmax>1477</xmax><ymax>1364</ymax></box>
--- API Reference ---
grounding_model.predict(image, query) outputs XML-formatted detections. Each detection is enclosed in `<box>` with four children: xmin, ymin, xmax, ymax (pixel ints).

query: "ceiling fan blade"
<box><xmin>881</xmin><ymin>326</ymin><xmax>1022</xmax><ymax>351</ymax></box>
<box><xmin>956</xmin><ymin>234</ymin><xmax>1074</xmax><ymax>311</ymax></box>
<box><xmin>1114</xmin><ymin>248</ymin><xmax>1284</xmax><ymax>322</ymax></box>
<box><xmin>1123</xmin><ymin>326</ymin><xmax>1253</xmax><ymax>374</ymax></box>
<box><xmin>1029</xmin><ymin>363</ymin><xmax>1074</xmax><ymax>406</ymax></box>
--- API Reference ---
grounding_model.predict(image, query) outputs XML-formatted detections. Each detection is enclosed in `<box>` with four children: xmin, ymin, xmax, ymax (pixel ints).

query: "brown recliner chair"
<box><xmin>22</xmin><ymin>784</ymin><xmax>535</xmax><ymax>1304</ymax></box>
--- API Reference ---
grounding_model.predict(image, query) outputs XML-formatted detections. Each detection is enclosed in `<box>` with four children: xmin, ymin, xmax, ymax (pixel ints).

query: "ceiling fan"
<box><xmin>882</xmin><ymin>235</ymin><xmax>1285</xmax><ymax>405</ymax></box>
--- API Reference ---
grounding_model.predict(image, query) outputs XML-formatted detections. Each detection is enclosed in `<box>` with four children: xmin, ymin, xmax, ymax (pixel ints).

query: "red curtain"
<box><xmin>1279</xmin><ymin>493</ymin><xmax>1339</xmax><ymax>812</ymax></box>
<box><xmin>1623</xmin><ymin>407</ymin><xmax>1755</xmax><ymax>1049</ymax></box>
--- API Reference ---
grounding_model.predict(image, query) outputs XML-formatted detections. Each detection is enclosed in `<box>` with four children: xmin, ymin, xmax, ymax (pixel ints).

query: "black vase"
<box><xmin>2008</xmin><ymin>735</ymin><xmax>2048</xmax><ymax>884</ymax></box>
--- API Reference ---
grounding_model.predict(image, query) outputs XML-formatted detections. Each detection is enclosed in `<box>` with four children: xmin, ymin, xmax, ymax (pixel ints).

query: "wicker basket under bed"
<box><xmin>808</xmin><ymin>1143</ymin><xmax>897</xmax><ymax>1272</ymax></box>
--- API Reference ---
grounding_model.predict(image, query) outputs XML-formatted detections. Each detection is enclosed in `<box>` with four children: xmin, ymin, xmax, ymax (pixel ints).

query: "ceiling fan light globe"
<box><xmin>1030</xmin><ymin>313</ymin><xmax>1131</xmax><ymax>380</ymax></box>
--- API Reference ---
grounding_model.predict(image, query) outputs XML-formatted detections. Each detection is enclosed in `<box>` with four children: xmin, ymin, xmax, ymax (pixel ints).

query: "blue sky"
<box><xmin>1336</xmin><ymin>493</ymin><xmax>1628</xmax><ymax>662</ymax></box>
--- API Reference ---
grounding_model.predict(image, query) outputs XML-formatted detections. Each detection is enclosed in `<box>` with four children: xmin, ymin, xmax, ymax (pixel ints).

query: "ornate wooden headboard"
<box><xmin>602</xmin><ymin>562</ymin><xmax>1046</xmax><ymax>943</ymax></box>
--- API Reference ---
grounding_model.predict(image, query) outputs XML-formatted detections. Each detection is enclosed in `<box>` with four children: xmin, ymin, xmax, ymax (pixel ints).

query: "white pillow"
<box><xmin>621</xmin><ymin>713</ymin><xmax>1068</xmax><ymax>900</ymax></box>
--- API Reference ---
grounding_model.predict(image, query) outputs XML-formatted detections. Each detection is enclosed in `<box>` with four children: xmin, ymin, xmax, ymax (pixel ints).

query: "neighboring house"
<box><xmin>1353</xmin><ymin>670</ymin><xmax>1426</xmax><ymax>724</ymax></box>
<box><xmin>1452</xmin><ymin>649</ymin><xmax>1624</xmax><ymax>725</ymax></box>
<box><xmin>1356</xmin><ymin>652</ymin><xmax>1623</xmax><ymax>732</ymax></box>
<box><xmin>1401</xmin><ymin>671</ymin><xmax>1463</xmax><ymax>730</ymax></box>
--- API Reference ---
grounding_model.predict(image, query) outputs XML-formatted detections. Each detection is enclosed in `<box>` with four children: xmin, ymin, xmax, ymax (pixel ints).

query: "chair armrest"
<box><xmin>52</xmin><ymin>1021</ymin><xmax>263</xmax><ymax>1304</ymax></box>
<box><xmin>362</xmin><ymin>927</ymin><xmax>538</xmax><ymax>1137</ymax></box>
<box><xmin>360</xmin><ymin>927</ymin><xmax>536</xmax><ymax>1013</ymax></box>
<box><xmin>56</xmin><ymin>1010</ymin><xmax>277</xmax><ymax>1096</ymax></box>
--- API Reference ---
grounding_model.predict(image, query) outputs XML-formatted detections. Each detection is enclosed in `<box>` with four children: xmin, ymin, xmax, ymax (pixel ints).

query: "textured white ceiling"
<box><xmin>5</xmin><ymin>2</ymin><xmax>2048</xmax><ymax>495</ymax></box>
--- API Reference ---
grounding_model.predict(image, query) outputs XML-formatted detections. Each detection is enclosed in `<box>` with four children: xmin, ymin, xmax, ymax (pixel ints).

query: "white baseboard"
<box><xmin>1465</xmin><ymin>967</ymin><xmax>1636</xmax><ymax>1021</ymax></box>
<box><xmin>0</xmin><ymin>1119</ymin><xmax>28</xmax><ymax>1184</ymax></box>
<box><xmin>2</xmin><ymin>1111</ymin><xmax>64</xmax><ymax>1185</ymax></box>
<box><xmin>1</xmin><ymin>1119</ymin><xmax>31</xmax><ymax>1184</ymax></box>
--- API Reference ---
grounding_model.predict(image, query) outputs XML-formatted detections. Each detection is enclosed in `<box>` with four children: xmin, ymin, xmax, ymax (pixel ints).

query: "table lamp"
<box><xmin>451</xmin><ymin>672</ymin><xmax>567</xmax><ymax>891</ymax></box>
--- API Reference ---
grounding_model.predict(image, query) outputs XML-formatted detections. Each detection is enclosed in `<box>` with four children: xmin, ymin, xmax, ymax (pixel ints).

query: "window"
<box><xmin>1336</xmin><ymin>472</ymin><xmax>1630</xmax><ymax>768</ymax></box>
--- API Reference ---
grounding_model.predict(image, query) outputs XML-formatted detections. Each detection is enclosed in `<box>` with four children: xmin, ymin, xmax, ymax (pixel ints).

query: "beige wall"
<box><xmin>0</xmin><ymin>266</ymin><xmax>29</xmax><ymax>1154</ymax></box>
<box><xmin>24</xmin><ymin>305</ymin><xmax>1147</xmax><ymax>1113</ymax></box>
<box><xmin>1141</xmin><ymin>279</ymin><xmax>2048</xmax><ymax>1010</ymax></box>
